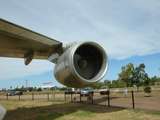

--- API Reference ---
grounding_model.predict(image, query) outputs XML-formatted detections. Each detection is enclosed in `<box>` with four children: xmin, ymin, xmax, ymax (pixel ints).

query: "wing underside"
<box><xmin>0</xmin><ymin>19</ymin><xmax>62</xmax><ymax>60</ymax></box>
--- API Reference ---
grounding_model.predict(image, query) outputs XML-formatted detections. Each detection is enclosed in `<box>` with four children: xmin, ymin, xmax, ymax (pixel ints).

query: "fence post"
<box><xmin>107</xmin><ymin>90</ymin><xmax>110</xmax><ymax>107</ymax></box>
<box><xmin>6</xmin><ymin>94</ymin><xmax>8</xmax><ymax>100</ymax></box>
<box><xmin>53</xmin><ymin>90</ymin><xmax>55</xmax><ymax>100</ymax></box>
<box><xmin>131</xmin><ymin>91</ymin><xmax>135</xmax><ymax>109</ymax></box>
<box><xmin>53</xmin><ymin>91</ymin><xmax>56</xmax><ymax>101</ymax></box>
<box><xmin>71</xmin><ymin>92</ymin><xmax>73</xmax><ymax>102</ymax></box>
<box><xmin>91</xmin><ymin>92</ymin><xmax>94</xmax><ymax>104</ymax></box>
<box><xmin>80</xmin><ymin>93</ymin><xmax>81</xmax><ymax>102</ymax></box>
<box><xmin>64</xmin><ymin>93</ymin><xmax>66</xmax><ymax>102</ymax></box>
<box><xmin>32</xmin><ymin>92</ymin><xmax>34</xmax><ymax>100</ymax></box>
<box><xmin>47</xmin><ymin>93</ymin><xmax>49</xmax><ymax>101</ymax></box>
<box><xmin>18</xmin><ymin>95</ymin><xmax>21</xmax><ymax>101</ymax></box>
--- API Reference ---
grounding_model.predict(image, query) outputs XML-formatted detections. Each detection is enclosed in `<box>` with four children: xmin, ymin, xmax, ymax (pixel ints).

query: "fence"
<box><xmin>0</xmin><ymin>90</ymin><xmax>160</xmax><ymax>111</ymax></box>
<box><xmin>68</xmin><ymin>90</ymin><xmax>160</xmax><ymax>111</ymax></box>
<box><xmin>0</xmin><ymin>91</ymin><xmax>65</xmax><ymax>101</ymax></box>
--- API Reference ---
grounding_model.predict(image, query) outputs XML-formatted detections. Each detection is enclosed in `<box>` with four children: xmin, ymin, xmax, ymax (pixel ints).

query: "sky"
<box><xmin>0</xmin><ymin>0</ymin><xmax>160</xmax><ymax>89</ymax></box>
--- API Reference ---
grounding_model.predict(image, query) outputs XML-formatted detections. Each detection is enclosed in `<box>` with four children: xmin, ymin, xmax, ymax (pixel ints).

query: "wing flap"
<box><xmin>0</xmin><ymin>18</ymin><xmax>62</xmax><ymax>60</ymax></box>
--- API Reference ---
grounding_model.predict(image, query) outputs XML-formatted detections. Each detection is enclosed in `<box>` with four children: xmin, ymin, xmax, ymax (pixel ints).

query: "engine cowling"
<box><xmin>54</xmin><ymin>41</ymin><xmax>108</xmax><ymax>88</ymax></box>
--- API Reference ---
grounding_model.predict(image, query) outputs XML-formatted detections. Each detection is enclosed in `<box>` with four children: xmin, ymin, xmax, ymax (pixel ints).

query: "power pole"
<box><xmin>25</xmin><ymin>80</ymin><xmax>28</xmax><ymax>88</ymax></box>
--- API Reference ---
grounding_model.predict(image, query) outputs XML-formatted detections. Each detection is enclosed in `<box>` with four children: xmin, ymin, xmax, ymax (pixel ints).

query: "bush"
<box><xmin>144</xmin><ymin>86</ymin><xmax>151</xmax><ymax>93</ymax></box>
<box><xmin>37</xmin><ymin>88</ymin><xmax>42</xmax><ymax>92</ymax></box>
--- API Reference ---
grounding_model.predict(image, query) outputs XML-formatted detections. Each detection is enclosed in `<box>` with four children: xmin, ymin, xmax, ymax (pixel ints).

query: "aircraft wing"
<box><xmin>0</xmin><ymin>18</ymin><xmax>63</xmax><ymax>64</ymax></box>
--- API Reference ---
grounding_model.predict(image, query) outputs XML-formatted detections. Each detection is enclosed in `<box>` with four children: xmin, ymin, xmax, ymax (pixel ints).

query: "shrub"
<box><xmin>144</xmin><ymin>86</ymin><xmax>151</xmax><ymax>93</ymax></box>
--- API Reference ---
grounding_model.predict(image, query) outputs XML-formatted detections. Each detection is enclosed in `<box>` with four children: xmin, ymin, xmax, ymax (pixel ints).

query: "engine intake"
<box><xmin>54</xmin><ymin>41</ymin><xmax>108</xmax><ymax>88</ymax></box>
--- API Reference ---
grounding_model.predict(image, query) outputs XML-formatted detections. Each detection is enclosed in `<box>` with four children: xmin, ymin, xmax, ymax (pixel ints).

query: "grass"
<box><xmin>0</xmin><ymin>100</ymin><xmax>160</xmax><ymax>120</ymax></box>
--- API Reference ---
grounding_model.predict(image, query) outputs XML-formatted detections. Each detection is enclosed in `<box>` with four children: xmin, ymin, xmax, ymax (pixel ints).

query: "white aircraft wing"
<box><xmin>0</xmin><ymin>18</ymin><xmax>62</xmax><ymax>65</ymax></box>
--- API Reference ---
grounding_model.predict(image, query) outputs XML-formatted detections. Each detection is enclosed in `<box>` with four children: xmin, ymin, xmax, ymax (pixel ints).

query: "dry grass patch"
<box><xmin>0</xmin><ymin>100</ymin><xmax>159</xmax><ymax>120</ymax></box>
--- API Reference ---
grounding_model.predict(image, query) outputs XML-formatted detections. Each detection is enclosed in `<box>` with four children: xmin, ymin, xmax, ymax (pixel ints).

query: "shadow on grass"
<box><xmin>91</xmin><ymin>96</ymin><xmax>126</xmax><ymax>104</ymax></box>
<box><xmin>4</xmin><ymin>102</ymin><xmax>125</xmax><ymax>120</ymax></box>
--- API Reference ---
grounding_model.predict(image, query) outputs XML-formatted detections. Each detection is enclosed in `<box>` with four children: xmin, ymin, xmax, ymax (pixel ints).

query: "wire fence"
<box><xmin>68</xmin><ymin>90</ymin><xmax>160</xmax><ymax>111</ymax></box>
<box><xmin>0</xmin><ymin>92</ymin><xmax>65</xmax><ymax>101</ymax></box>
<box><xmin>0</xmin><ymin>90</ymin><xmax>160</xmax><ymax>111</ymax></box>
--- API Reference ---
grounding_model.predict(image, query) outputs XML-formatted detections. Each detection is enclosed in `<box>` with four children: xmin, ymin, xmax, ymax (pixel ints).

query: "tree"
<box><xmin>132</xmin><ymin>63</ymin><xmax>151</xmax><ymax>91</ymax></box>
<box><xmin>10</xmin><ymin>86</ymin><xmax>13</xmax><ymax>90</ymax></box>
<box><xmin>110</xmin><ymin>80</ymin><xmax>126</xmax><ymax>88</ymax></box>
<box><xmin>37</xmin><ymin>87</ymin><xmax>42</xmax><ymax>91</ymax></box>
<box><xmin>104</xmin><ymin>80</ymin><xmax>111</xmax><ymax>88</ymax></box>
<box><xmin>118</xmin><ymin>63</ymin><xmax>134</xmax><ymax>87</ymax></box>
<box><xmin>110</xmin><ymin>80</ymin><xmax>117</xmax><ymax>88</ymax></box>
<box><xmin>151</xmin><ymin>76</ymin><xmax>160</xmax><ymax>85</ymax></box>
<box><xmin>150</xmin><ymin>76</ymin><xmax>157</xmax><ymax>85</ymax></box>
<box><xmin>143</xmin><ymin>73</ymin><xmax>150</xmax><ymax>86</ymax></box>
<box><xmin>27</xmin><ymin>87</ymin><xmax>34</xmax><ymax>92</ymax></box>
<box><xmin>91</xmin><ymin>82</ymin><xmax>104</xmax><ymax>89</ymax></box>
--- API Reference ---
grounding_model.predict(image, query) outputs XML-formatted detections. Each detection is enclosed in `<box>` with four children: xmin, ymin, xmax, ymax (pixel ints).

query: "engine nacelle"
<box><xmin>54</xmin><ymin>41</ymin><xmax>108</xmax><ymax>88</ymax></box>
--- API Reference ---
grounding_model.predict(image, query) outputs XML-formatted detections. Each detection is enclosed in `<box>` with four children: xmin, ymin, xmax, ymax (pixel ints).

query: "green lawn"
<box><xmin>0</xmin><ymin>100</ymin><xmax>160</xmax><ymax>120</ymax></box>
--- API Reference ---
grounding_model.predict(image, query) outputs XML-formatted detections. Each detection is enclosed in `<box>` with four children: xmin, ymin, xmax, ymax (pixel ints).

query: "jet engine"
<box><xmin>54</xmin><ymin>41</ymin><xmax>108</xmax><ymax>88</ymax></box>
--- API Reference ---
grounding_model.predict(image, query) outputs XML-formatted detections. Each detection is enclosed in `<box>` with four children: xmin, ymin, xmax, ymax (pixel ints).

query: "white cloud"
<box><xmin>0</xmin><ymin>58</ymin><xmax>54</xmax><ymax>80</ymax></box>
<box><xmin>0</xmin><ymin>0</ymin><xmax>160</xmax><ymax>79</ymax></box>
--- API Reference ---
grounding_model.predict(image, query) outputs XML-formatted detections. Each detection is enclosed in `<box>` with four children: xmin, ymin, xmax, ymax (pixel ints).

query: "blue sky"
<box><xmin>0</xmin><ymin>0</ymin><xmax>160</xmax><ymax>89</ymax></box>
